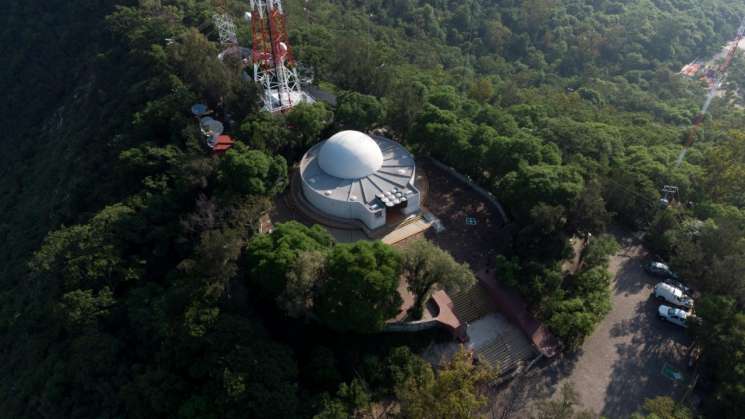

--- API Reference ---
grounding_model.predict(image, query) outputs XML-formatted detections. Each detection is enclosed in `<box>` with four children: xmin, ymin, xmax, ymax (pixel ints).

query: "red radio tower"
<box><xmin>249</xmin><ymin>0</ymin><xmax>313</xmax><ymax>112</ymax></box>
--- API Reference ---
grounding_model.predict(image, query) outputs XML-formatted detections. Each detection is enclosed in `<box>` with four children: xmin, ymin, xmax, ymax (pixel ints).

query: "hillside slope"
<box><xmin>2</xmin><ymin>0</ymin><xmax>745</xmax><ymax>418</ymax></box>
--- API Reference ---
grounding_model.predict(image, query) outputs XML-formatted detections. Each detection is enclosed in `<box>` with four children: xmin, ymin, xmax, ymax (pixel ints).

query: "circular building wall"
<box><xmin>299</xmin><ymin>131</ymin><xmax>421</xmax><ymax>230</ymax></box>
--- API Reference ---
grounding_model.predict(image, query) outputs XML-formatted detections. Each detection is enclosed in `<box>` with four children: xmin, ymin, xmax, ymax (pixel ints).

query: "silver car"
<box><xmin>658</xmin><ymin>305</ymin><xmax>690</xmax><ymax>328</ymax></box>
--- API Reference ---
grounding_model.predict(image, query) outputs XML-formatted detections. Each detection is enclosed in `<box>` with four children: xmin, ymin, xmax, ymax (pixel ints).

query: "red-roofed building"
<box><xmin>213</xmin><ymin>135</ymin><xmax>235</xmax><ymax>155</ymax></box>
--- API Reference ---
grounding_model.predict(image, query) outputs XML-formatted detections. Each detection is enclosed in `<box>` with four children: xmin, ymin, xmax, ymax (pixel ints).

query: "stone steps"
<box><xmin>382</xmin><ymin>217</ymin><xmax>431</xmax><ymax>245</ymax></box>
<box><xmin>474</xmin><ymin>328</ymin><xmax>537</xmax><ymax>374</ymax></box>
<box><xmin>450</xmin><ymin>283</ymin><xmax>495</xmax><ymax>324</ymax></box>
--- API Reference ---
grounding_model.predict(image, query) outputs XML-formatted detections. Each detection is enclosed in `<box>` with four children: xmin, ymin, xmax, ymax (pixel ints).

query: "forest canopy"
<box><xmin>2</xmin><ymin>0</ymin><xmax>745</xmax><ymax>418</ymax></box>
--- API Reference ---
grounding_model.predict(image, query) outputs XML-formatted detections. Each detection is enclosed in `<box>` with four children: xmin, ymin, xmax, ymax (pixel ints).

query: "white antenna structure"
<box><xmin>212</xmin><ymin>13</ymin><xmax>238</xmax><ymax>46</ymax></box>
<box><xmin>249</xmin><ymin>0</ymin><xmax>314</xmax><ymax>112</ymax></box>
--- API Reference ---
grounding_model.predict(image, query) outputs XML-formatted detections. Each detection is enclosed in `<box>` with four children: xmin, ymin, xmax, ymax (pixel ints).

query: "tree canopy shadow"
<box><xmin>601</xmin><ymin>297</ymin><xmax>691</xmax><ymax>418</ymax></box>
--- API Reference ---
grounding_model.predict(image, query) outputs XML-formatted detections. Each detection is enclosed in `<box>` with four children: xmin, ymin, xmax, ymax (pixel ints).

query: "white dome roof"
<box><xmin>317</xmin><ymin>131</ymin><xmax>383</xmax><ymax>179</ymax></box>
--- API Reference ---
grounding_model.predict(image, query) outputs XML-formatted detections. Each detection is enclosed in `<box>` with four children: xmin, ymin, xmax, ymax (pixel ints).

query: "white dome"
<box><xmin>317</xmin><ymin>131</ymin><xmax>383</xmax><ymax>179</ymax></box>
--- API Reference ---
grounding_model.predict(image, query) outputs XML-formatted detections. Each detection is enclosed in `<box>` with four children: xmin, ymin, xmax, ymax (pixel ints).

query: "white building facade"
<box><xmin>299</xmin><ymin>130</ymin><xmax>421</xmax><ymax>230</ymax></box>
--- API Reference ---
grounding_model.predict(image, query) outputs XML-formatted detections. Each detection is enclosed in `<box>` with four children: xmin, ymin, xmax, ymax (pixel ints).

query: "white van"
<box><xmin>654</xmin><ymin>282</ymin><xmax>693</xmax><ymax>310</ymax></box>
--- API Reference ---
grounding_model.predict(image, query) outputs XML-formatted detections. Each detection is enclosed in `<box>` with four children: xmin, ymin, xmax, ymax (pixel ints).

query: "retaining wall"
<box><xmin>427</xmin><ymin>157</ymin><xmax>510</xmax><ymax>224</ymax></box>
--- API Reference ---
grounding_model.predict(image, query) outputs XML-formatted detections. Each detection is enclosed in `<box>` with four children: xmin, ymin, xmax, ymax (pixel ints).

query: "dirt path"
<box><xmin>491</xmin><ymin>233</ymin><xmax>691</xmax><ymax>418</ymax></box>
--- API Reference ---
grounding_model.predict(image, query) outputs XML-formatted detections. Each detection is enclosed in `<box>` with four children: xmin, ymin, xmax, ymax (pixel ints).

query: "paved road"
<box><xmin>492</xmin><ymin>234</ymin><xmax>692</xmax><ymax>418</ymax></box>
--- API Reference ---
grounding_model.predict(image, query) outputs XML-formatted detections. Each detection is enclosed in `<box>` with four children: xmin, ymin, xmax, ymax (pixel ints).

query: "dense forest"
<box><xmin>2</xmin><ymin>0</ymin><xmax>745</xmax><ymax>417</ymax></box>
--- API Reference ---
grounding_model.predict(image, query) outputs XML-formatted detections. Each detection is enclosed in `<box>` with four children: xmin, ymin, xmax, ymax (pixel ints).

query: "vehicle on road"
<box><xmin>654</xmin><ymin>283</ymin><xmax>693</xmax><ymax>310</ymax></box>
<box><xmin>658</xmin><ymin>305</ymin><xmax>691</xmax><ymax>328</ymax></box>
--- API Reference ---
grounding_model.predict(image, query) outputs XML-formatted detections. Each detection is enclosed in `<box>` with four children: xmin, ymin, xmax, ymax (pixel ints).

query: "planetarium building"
<box><xmin>299</xmin><ymin>130</ymin><xmax>421</xmax><ymax>230</ymax></box>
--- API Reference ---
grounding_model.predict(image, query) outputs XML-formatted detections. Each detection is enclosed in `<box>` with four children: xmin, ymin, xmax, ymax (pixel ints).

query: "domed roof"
<box><xmin>317</xmin><ymin>131</ymin><xmax>383</xmax><ymax>179</ymax></box>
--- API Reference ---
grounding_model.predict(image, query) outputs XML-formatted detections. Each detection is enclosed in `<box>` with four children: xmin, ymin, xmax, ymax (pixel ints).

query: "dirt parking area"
<box><xmin>493</xmin><ymin>233</ymin><xmax>692</xmax><ymax>418</ymax></box>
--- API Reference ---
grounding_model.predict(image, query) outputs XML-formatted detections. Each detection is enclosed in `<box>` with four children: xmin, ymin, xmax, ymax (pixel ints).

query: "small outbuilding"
<box><xmin>299</xmin><ymin>130</ymin><xmax>421</xmax><ymax>230</ymax></box>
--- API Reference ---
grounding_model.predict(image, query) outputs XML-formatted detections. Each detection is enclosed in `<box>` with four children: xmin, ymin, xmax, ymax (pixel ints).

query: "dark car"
<box><xmin>644</xmin><ymin>261</ymin><xmax>691</xmax><ymax>294</ymax></box>
<box><xmin>644</xmin><ymin>261</ymin><xmax>679</xmax><ymax>280</ymax></box>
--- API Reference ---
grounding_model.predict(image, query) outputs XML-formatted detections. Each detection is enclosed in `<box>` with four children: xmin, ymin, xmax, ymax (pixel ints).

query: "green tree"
<box><xmin>286</xmin><ymin>102</ymin><xmax>332</xmax><ymax>151</ymax></box>
<box><xmin>169</xmin><ymin>28</ymin><xmax>238</xmax><ymax>106</ymax></box>
<box><xmin>334</xmin><ymin>91</ymin><xmax>385</xmax><ymax>131</ymax></box>
<box><xmin>631</xmin><ymin>396</ymin><xmax>692</xmax><ymax>419</ymax></box>
<box><xmin>468</xmin><ymin>78</ymin><xmax>495</xmax><ymax>103</ymax></box>
<box><xmin>216</xmin><ymin>141</ymin><xmax>288</xmax><ymax>197</ymax></box>
<box><xmin>399</xmin><ymin>239</ymin><xmax>476</xmax><ymax>319</ymax></box>
<box><xmin>498</xmin><ymin>164</ymin><xmax>584</xmax><ymax>223</ymax></box>
<box><xmin>689</xmin><ymin>295</ymin><xmax>745</xmax><ymax>417</ymax></box>
<box><xmin>313</xmin><ymin>378</ymin><xmax>372</xmax><ymax>419</ymax></box>
<box><xmin>514</xmin><ymin>203</ymin><xmax>572</xmax><ymax>263</ymax></box>
<box><xmin>203</xmin><ymin>314</ymin><xmax>301</xmax><ymax>419</ymax></box>
<box><xmin>59</xmin><ymin>287</ymin><xmax>115</xmax><ymax>328</ymax></box>
<box><xmin>548</xmin><ymin>267</ymin><xmax>611</xmax><ymax>349</ymax></box>
<box><xmin>30</xmin><ymin>204</ymin><xmax>142</xmax><ymax>292</ymax></box>
<box><xmin>237</xmin><ymin>111</ymin><xmax>291</xmax><ymax>153</ymax></box>
<box><xmin>278</xmin><ymin>250</ymin><xmax>327</xmax><ymax>318</ymax></box>
<box><xmin>568</xmin><ymin>180</ymin><xmax>612</xmax><ymax>235</ymax></box>
<box><xmin>604</xmin><ymin>169</ymin><xmax>659</xmax><ymax>229</ymax></box>
<box><xmin>246</xmin><ymin>221</ymin><xmax>333</xmax><ymax>298</ymax></box>
<box><xmin>386</xmin><ymin>346</ymin><xmax>433</xmax><ymax>391</ymax></box>
<box><xmin>386</xmin><ymin>80</ymin><xmax>428</xmax><ymax>137</ymax></box>
<box><xmin>315</xmin><ymin>241</ymin><xmax>402</xmax><ymax>333</ymax></box>
<box><xmin>395</xmin><ymin>346</ymin><xmax>496</xmax><ymax>419</ymax></box>
<box><xmin>579</xmin><ymin>234</ymin><xmax>619</xmax><ymax>270</ymax></box>
<box><xmin>328</xmin><ymin>35</ymin><xmax>393</xmax><ymax>96</ymax></box>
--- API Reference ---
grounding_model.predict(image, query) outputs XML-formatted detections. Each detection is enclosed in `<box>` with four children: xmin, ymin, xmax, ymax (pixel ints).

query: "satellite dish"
<box><xmin>244</xmin><ymin>12</ymin><xmax>252</xmax><ymax>22</ymax></box>
<box><xmin>201</xmin><ymin>119</ymin><xmax>224</xmax><ymax>136</ymax></box>
<box><xmin>191</xmin><ymin>103</ymin><xmax>209</xmax><ymax>116</ymax></box>
<box><xmin>199</xmin><ymin>116</ymin><xmax>215</xmax><ymax>127</ymax></box>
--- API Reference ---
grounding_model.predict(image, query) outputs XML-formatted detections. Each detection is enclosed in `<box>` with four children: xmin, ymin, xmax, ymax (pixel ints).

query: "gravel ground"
<box><xmin>491</xmin><ymin>233</ymin><xmax>692</xmax><ymax>418</ymax></box>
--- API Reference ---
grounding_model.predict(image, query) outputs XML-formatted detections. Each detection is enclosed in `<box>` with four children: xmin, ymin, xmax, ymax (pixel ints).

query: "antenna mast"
<box><xmin>213</xmin><ymin>0</ymin><xmax>238</xmax><ymax>47</ymax></box>
<box><xmin>249</xmin><ymin>0</ymin><xmax>313</xmax><ymax>112</ymax></box>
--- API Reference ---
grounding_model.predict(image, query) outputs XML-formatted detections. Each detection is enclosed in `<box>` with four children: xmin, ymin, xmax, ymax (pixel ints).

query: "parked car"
<box><xmin>644</xmin><ymin>261</ymin><xmax>692</xmax><ymax>294</ymax></box>
<box><xmin>664</xmin><ymin>277</ymin><xmax>692</xmax><ymax>296</ymax></box>
<box><xmin>654</xmin><ymin>282</ymin><xmax>693</xmax><ymax>310</ymax></box>
<box><xmin>658</xmin><ymin>305</ymin><xmax>691</xmax><ymax>328</ymax></box>
<box><xmin>644</xmin><ymin>261</ymin><xmax>679</xmax><ymax>280</ymax></box>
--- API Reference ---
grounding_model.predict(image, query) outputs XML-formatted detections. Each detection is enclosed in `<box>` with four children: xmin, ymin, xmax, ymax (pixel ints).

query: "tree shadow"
<box><xmin>612</xmin><ymin>247</ymin><xmax>654</xmax><ymax>296</ymax></box>
<box><xmin>489</xmin><ymin>350</ymin><xmax>584</xmax><ymax>417</ymax></box>
<box><xmin>601</xmin><ymin>297</ymin><xmax>691</xmax><ymax>418</ymax></box>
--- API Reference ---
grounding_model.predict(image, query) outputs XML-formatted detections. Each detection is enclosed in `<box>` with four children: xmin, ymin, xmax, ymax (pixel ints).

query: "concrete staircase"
<box><xmin>473</xmin><ymin>328</ymin><xmax>537</xmax><ymax>374</ymax></box>
<box><xmin>450</xmin><ymin>283</ymin><xmax>496</xmax><ymax>324</ymax></box>
<box><xmin>381</xmin><ymin>214</ymin><xmax>431</xmax><ymax>245</ymax></box>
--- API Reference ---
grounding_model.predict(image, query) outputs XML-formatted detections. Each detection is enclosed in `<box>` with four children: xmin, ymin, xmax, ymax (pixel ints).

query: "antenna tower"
<box><xmin>213</xmin><ymin>0</ymin><xmax>238</xmax><ymax>46</ymax></box>
<box><xmin>249</xmin><ymin>0</ymin><xmax>312</xmax><ymax>112</ymax></box>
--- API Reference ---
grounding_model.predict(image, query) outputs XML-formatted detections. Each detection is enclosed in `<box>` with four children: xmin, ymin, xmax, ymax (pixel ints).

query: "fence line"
<box><xmin>383</xmin><ymin>319</ymin><xmax>441</xmax><ymax>333</ymax></box>
<box><xmin>426</xmin><ymin>157</ymin><xmax>510</xmax><ymax>224</ymax></box>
